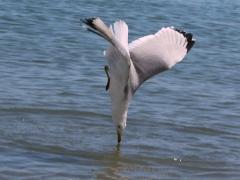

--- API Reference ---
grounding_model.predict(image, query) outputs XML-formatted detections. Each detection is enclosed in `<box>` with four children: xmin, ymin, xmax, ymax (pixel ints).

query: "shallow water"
<box><xmin>0</xmin><ymin>0</ymin><xmax>240</xmax><ymax>179</ymax></box>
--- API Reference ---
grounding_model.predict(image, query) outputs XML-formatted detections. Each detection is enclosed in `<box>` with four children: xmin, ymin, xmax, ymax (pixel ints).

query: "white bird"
<box><xmin>81</xmin><ymin>17</ymin><xmax>195</xmax><ymax>144</ymax></box>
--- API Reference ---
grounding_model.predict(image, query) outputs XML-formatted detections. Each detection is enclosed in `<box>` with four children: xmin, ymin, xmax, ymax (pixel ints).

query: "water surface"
<box><xmin>0</xmin><ymin>0</ymin><xmax>240</xmax><ymax>179</ymax></box>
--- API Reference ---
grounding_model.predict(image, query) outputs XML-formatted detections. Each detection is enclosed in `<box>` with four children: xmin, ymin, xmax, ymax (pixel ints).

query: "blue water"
<box><xmin>0</xmin><ymin>0</ymin><xmax>240</xmax><ymax>179</ymax></box>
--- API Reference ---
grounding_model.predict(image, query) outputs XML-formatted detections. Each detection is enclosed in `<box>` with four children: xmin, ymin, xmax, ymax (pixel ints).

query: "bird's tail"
<box><xmin>81</xmin><ymin>17</ymin><xmax>113</xmax><ymax>43</ymax></box>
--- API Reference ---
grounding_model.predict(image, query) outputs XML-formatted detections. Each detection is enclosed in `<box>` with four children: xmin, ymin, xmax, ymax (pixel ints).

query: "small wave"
<box><xmin>31</xmin><ymin>60</ymin><xmax>51</xmax><ymax>64</ymax></box>
<box><xmin>0</xmin><ymin>107</ymin><xmax>109</xmax><ymax>118</ymax></box>
<box><xmin>57</xmin><ymin>91</ymin><xmax>78</xmax><ymax>97</ymax></box>
<box><xmin>174</xmin><ymin>125</ymin><xmax>232</xmax><ymax>136</ymax></box>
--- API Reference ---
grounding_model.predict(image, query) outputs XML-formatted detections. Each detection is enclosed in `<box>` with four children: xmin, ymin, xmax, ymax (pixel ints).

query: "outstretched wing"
<box><xmin>82</xmin><ymin>17</ymin><xmax>131</xmax><ymax>93</ymax></box>
<box><xmin>129</xmin><ymin>27</ymin><xmax>195</xmax><ymax>91</ymax></box>
<box><xmin>104</xmin><ymin>20</ymin><xmax>130</xmax><ymax>92</ymax></box>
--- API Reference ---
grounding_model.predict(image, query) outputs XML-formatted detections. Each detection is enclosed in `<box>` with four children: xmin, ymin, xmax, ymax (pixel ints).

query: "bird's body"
<box><xmin>82</xmin><ymin>17</ymin><xmax>195</xmax><ymax>143</ymax></box>
<box><xmin>105</xmin><ymin>21</ymin><xmax>136</xmax><ymax>142</ymax></box>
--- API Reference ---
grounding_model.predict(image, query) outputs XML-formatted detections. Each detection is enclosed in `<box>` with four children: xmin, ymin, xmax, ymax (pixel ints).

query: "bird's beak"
<box><xmin>117</xmin><ymin>129</ymin><xmax>122</xmax><ymax>144</ymax></box>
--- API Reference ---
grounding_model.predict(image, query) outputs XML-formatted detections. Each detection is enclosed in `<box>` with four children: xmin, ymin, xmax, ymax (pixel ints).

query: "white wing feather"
<box><xmin>105</xmin><ymin>20</ymin><xmax>130</xmax><ymax>87</ymax></box>
<box><xmin>129</xmin><ymin>27</ymin><xmax>195</xmax><ymax>90</ymax></box>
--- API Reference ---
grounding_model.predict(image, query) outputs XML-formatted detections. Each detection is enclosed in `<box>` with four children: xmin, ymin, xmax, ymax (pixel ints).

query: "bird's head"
<box><xmin>116</xmin><ymin>124</ymin><xmax>124</xmax><ymax>143</ymax></box>
<box><xmin>110</xmin><ymin>85</ymin><xmax>131</xmax><ymax>144</ymax></box>
<box><xmin>112</xmin><ymin>108</ymin><xmax>128</xmax><ymax>144</ymax></box>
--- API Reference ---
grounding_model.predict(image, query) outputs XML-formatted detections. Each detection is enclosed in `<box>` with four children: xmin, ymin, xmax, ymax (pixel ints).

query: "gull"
<box><xmin>81</xmin><ymin>17</ymin><xmax>195</xmax><ymax>144</ymax></box>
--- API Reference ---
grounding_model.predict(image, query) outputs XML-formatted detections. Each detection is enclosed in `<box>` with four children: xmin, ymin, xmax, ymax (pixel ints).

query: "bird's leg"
<box><xmin>104</xmin><ymin>65</ymin><xmax>110</xmax><ymax>91</ymax></box>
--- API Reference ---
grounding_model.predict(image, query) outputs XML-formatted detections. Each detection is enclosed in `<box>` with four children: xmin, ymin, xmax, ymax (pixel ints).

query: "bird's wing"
<box><xmin>82</xmin><ymin>17</ymin><xmax>131</xmax><ymax>91</ymax></box>
<box><xmin>82</xmin><ymin>17</ymin><xmax>130</xmax><ymax>62</ymax></box>
<box><xmin>104</xmin><ymin>20</ymin><xmax>130</xmax><ymax>90</ymax></box>
<box><xmin>129</xmin><ymin>27</ymin><xmax>195</xmax><ymax>91</ymax></box>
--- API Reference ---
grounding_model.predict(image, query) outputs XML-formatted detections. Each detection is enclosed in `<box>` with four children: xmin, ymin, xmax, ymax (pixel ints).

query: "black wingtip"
<box><xmin>81</xmin><ymin>17</ymin><xmax>98</xmax><ymax>27</ymax></box>
<box><xmin>81</xmin><ymin>17</ymin><xmax>106</xmax><ymax>39</ymax></box>
<box><xmin>186</xmin><ymin>38</ymin><xmax>195</xmax><ymax>52</ymax></box>
<box><xmin>172</xmin><ymin>27</ymin><xmax>196</xmax><ymax>52</ymax></box>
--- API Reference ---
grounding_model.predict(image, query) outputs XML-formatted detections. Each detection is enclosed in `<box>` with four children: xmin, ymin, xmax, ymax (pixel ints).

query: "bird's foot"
<box><xmin>104</xmin><ymin>65</ymin><xmax>110</xmax><ymax>91</ymax></box>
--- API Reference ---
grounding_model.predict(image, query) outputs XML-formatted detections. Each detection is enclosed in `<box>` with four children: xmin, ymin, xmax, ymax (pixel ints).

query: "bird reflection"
<box><xmin>95</xmin><ymin>145</ymin><xmax>128</xmax><ymax>179</ymax></box>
